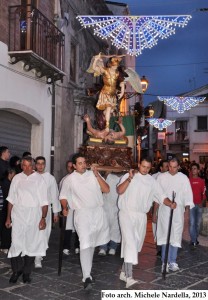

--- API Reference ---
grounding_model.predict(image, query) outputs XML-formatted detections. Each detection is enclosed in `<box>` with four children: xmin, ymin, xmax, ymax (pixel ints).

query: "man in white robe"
<box><xmin>59</xmin><ymin>153</ymin><xmax>110</xmax><ymax>290</ymax></box>
<box><xmin>59</xmin><ymin>160</ymin><xmax>80</xmax><ymax>256</ymax></box>
<box><xmin>152</xmin><ymin>160</ymin><xmax>169</xmax><ymax>256</ymax></box>
<box><xmin>34</xmin><ymin>156</ymin><xmax>61</xmax><ymax>268</ymax></box>
<box><xmin>156</xmin><ymin>157</ymin><xmax>194</xmax><ymax>272</ymax></box>
<box><xmin>5</xmin><ymin>156</ymin><xmax>48</xmax><ymax>284</ymax></box>
<box><xmin>117</xmin><ymin>157</ymin><xmax>176</xmax><ymax>288</ymax></box>
<box><xmin>98</xmin><ymin>172</ymin><xmax>122</xmax><ymax>256</ymax></box>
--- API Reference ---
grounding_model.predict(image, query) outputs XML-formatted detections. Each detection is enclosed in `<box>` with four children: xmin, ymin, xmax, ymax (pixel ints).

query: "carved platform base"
<box><xmin>79</xmin><ymin>144</ymin><xmax>133</xmax><ymax>171</ymax></box>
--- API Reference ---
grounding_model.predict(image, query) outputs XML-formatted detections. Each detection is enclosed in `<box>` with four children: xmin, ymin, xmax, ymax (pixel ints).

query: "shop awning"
<box><xmin>193</xmin><ymin>144</ymin><xmax>208</xmax><ymax>153</ymax></box>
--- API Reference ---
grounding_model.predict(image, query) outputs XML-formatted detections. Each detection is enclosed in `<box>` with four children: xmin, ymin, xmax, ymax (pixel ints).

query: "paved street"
<box><xmin>0</xmin><ymin>215</ymin><xmax>208</xmax><ymax>300</ymax></box>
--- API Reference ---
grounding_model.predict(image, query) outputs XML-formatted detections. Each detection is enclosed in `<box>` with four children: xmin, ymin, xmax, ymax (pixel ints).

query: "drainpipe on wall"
<box><xmin>50</xmin><ymin>80</ymin><xmax>55</xmax><ymax>175</ymax></box>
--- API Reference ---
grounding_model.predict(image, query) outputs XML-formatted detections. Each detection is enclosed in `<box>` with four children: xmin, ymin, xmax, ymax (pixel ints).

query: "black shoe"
<box><xmin>91</xmin><ymin>274</ymin><xmax>95</xmax><ymax>284</ymax></box>
<box><xmin>9</xmin><ymin>271</ymin><xmax>23</xmax><ymax>283</ymax></box>
<box><xmin>190</xmin><ymin>242</ymin><xmax>197</xmax><ymax>250</ymax></box>
<box><xmin>196</xmin><ymin>240</ymin><xmax>199</xmax><ymax>245</ymax></box>
<box><xmin>22</xmin><ymin>273</ymin><xmax>32</xmax><ymax>284</ymax></box>
<box><xmin>84</xmin><ymin>277</ymin><xmax>92</xmax><ymax>290</ymax></box>
<box><xmin>156</xmin><ymin>250</ymin><xmax>161</xmax><ymax>257</ymax></box>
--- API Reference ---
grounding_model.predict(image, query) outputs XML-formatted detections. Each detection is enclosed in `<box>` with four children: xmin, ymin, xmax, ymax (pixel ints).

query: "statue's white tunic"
<box><xmin>156</xmin><ymin>171</ymin><xmax>194</xmax><ymax>247</ymax></box>
<box><xmin>42</xmin><ymin>172</ymin><xmax>61</xmax><ymax>241</ymax></box>
<box><xmin>118</xmin><ymin>172</ymin><xmax>166</xmax><ymax>265</ymax></box>
<box><xmin>7</xmin><ymin>172</ymin><xmax>48</xmax><ymax>258</ymax></box>
<box><xmin>103</xmin><ymin>174</ymin><xmax>121</xmax><ymax>243</ymax></box>
<box><xmin>59</xmin><ymin>170</ymin><xmax>109</xmax><ymax>250</ymax></box>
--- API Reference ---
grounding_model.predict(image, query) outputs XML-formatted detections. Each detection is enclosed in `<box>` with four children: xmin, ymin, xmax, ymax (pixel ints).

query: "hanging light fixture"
<box><xmin>76</xmin><ymin>15</ymin><xmax>192</xmax><ymax>56</ymax></box>
<box><xmin>146</xmin><ymin>118</ymin><xmax>175</xmax><ymax>130</ymax></box>
<box><xmin>141</xmin><ymin>76</ymin><xmax>149</xmax><ymax>93</ymax></box>
<box><xmin>158</xmin><ymin>96</ymin><xmax>206</xmax><ymax>113</ymax></box>
<box><xmin>147</xmin><ymin>104</ymin><xmax>154</xmax><ymax>117</ymax></box>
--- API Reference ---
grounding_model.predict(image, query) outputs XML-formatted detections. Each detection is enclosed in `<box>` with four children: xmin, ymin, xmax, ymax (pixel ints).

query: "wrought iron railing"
<box><xmin>8</xmin><ymin>5</ymin><xmax>65</xmax><ymax>71</ymax></box>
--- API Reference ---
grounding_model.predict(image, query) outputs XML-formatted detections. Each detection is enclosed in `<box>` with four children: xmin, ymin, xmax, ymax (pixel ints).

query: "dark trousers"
<box><xmin>0</xmin><ymin>206</ymin><xmax>11</xmax><ymax>249</ymax></box>
<box><xmin>11</xmin><ymin>254</ymin><xmax>34</xmax><ymax>274</ymax></box>
<box><xmin>63</xmin><ymin>230</ymin><xmax>79</xmax><ymax>250</ymax></box>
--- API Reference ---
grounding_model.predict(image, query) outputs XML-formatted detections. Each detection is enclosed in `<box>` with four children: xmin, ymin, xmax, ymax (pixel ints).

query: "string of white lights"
<box><xmin>76</xmin><ymin>15</ymin><xmax>192</xmax><ymax>56</ymax></box>
<box><xmin>158</xmin><ymin>96</ymin><xmax>206</xmax><ymax>113</ymax></box>
<box><xmin>146</xmin><ymin>118</ymin><xmax>175</xmax><ymax>130</ymax></box>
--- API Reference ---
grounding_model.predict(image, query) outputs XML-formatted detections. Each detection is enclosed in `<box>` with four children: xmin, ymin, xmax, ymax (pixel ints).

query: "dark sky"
<box><xmin>108</xmin><ymin>0</ymin><xmax>208</xmax><ymax>105</ymax></box>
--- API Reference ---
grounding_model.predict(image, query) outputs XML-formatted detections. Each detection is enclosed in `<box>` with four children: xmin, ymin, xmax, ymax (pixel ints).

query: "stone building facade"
<box><xmin>0</xmin><ymin>0</ymin><xmax>132</xmax><ymax>180</ymax></box>
<box><xmin>55</xmin><ymin>0</ymin><xmax>130</xmax><ymax>180</ymax></box>
<box><xmin>0</xmin><ymin>0</ymin><xmax>62</xmax><ymax>172</ymax></box>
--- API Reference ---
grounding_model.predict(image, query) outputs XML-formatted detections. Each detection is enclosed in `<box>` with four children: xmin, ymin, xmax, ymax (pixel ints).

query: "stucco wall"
<box><xmin>0</xmin><ymin>41</ymin><xmax>52</xmax><ymax>171</ymax></box>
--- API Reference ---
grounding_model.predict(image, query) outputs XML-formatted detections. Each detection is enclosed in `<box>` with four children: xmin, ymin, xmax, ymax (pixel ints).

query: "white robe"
<box><xmin>156</xmin><ymin>171</ymin><xmax>194</xmax><ymax>247</ymax></box>
<box><xmin>59</xmin><ymin>174</ymin><xmax>74</xmax><ymax>231</ymax></box>
<box><xmin>103</xmin><ymin>174</ymin><xmax>121</xmax><ymax>243</ymax></box>
<box><xmin>7</xmin><ymin>172</ymin><xmax>48</xmax><ymax>258</ymax></box>
<box><xmin>41</xmin><ymin>172</ymin><xmax>61</xmax><ymax>241</ymax></box>
<box><xmin>152</xmin><ymin>172</ymin><xmax>161</xmax><ymax>241</ymax></box>
<box><xmin>59</xmin><ymin>170</ymin><xmax>109</xmax><ymax>250</ymax></box>
<box><xmin>118</xmin><ymin>172</ymin><xmax>166</xmax><ymax>265</ymax></box>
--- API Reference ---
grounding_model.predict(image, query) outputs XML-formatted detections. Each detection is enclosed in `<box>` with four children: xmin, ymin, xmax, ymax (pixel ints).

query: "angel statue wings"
<box><xmin>87</xmin><ymin>53</ymin><xmax>143</xmax><ymax>133</ymax></box>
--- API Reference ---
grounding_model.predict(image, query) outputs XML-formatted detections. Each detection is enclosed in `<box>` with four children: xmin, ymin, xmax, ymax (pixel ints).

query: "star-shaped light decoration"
<box><xmin>76</xmin><ymin>15</ymin><xmax>191</xmax><ymax>56</ymax></box>
<box><xmin>146</xmin><ymin>118</ymin><xmax>175</xmax><ymax>130</ymax></box>
<box><xmin>158</xmin><ymin>96</ymin><xmax>206</xmax><ymax>113</ymax></box>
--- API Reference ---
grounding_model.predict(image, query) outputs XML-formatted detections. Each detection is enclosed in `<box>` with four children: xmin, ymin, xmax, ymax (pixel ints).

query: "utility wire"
<box><xmin>1</xmin><ymin>63</ymin><xmax>206</xmax><ymax>98</ymax></box>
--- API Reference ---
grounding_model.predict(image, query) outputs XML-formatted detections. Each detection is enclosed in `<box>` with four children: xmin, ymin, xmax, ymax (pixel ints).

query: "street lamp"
<box><xmin>141</xmin><ymin>76</ymin><xmax>149</xmax><ymax>93</ymax></box>
<box><xmin>147</xmin><ymin>105</ymin><xmax>154</xmax><ymax>118</ymax></box>
<box><xmin>145</xmin><ymin>105</ymin><xmax>155</xmax><ymax>158</ymax></box>
<box><xmin>135</xmin><ymin>76</ymin><xmax>150</xmax><ymax>163</ymax></box>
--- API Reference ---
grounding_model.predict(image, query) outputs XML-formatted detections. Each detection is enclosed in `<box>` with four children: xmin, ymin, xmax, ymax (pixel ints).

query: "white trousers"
<box><xmin>80</xmin><ymin>247</ymin><xmax>94</xmax><ymax>281</ymax></box>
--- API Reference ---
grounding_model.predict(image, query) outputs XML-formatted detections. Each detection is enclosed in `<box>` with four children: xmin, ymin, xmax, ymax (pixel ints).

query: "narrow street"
<box><xmin>0</xmin><ymin>214</ymin><xmax>207</xmax><ymax>300</ymax></box>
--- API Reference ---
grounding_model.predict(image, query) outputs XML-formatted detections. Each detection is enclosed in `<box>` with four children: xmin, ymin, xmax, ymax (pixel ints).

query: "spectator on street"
<box><xmin>9</xmin><ymin>156</ymin><xmax>22</xmax><ymax>174</ymax></box>
<box><xmin>0</xmin><ymin>146</ymin><xmax>10</xmax><ymax>181</ymax></box>
<box><xmin>189</xmin><ymin>163</ymin><xmax>206</xmax><ymax>249</ymax></box>
<box><xmin>0</xmin><ymin>168</ymin><xmax>16</xmax><ymax>253</ymax></box>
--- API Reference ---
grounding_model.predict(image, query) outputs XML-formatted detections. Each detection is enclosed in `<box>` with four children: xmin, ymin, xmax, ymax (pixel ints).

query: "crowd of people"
<box><xmin>0</xmin><ymin>145</ymin><xmax>207</xmax><ymax>290</ymax></box>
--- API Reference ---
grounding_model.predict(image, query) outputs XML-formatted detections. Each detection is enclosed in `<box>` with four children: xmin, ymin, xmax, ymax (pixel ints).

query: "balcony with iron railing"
<box><xmin>8</xmin><ymin>5</ymin><xmax>65</xmax><ymax>82</ymax></box>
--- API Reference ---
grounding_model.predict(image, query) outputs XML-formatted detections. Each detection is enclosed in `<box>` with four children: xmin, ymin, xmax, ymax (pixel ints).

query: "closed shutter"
<box><xmin>0</xmin><ymin>111</ymin><xmax>31</xmax><ymax>156</ymax></box>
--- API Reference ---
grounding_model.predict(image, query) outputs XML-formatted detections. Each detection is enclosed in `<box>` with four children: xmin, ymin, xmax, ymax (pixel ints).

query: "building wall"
<box><xmin>0</xmin><ymin>0</ymin><xmax>19</xmax><ymax>45</ymax></box>
<box><xmin>0</xmin><ymin>41</ymin><xmax>51</xmax><ymax>166</ymax></box>
<box><xmin>54</xmin><ymin>0</ymin><xmax>121</xmax><ymax>181</ymax></box>
<box><xmin>189</xmin><ymin>101</ymin><xmax>208</xmax><ymax>162</ymax></box>
<box><xmin>0</xmin><ymin>0</ymin><xmax>55</xmax><ymax>45</ymax></box>
<box><xmin>166</xmin><ymin>86</ymin><xmax>208</xmax><ymax>163</ymax></box>
<box><xmin>0</xmin><ymin>0</ymin><xmax>56</xmax><ymax>172</ymax></box>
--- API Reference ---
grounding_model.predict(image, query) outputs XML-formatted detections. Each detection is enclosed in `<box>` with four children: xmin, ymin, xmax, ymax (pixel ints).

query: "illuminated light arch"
<box><xmin>77</xmin><ymin>15</ymin><xmax>192</xmax><ymax>56</ymax></box>
<box><xmin>158</xmin><ymin>96</ymin><xmax>206</xmax><ymax>113</ymax></box>
<box><xmin>146</xmin><ymin>118</ymin><xmax>175</xmax><ymax>130</ymax></box>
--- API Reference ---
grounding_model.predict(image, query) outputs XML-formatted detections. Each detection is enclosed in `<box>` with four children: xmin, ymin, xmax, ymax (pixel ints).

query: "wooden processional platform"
<box><xmin>79</xmin><ymin>142</ymin><xmax>133</xmax><ymax>172</ymax></box>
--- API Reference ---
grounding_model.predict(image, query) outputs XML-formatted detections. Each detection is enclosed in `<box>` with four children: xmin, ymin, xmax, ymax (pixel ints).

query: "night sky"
<box><xmin>108</xmin><ymin>0</ymin><xmax>208</xmax><ymax>105</ymax></box>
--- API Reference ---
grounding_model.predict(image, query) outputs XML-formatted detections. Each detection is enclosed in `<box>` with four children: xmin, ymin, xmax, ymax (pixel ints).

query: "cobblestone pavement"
<box><xmin>0</xmin><ymin>216</ymin><xmax>207</xmax><ymax>300</ymax></box>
